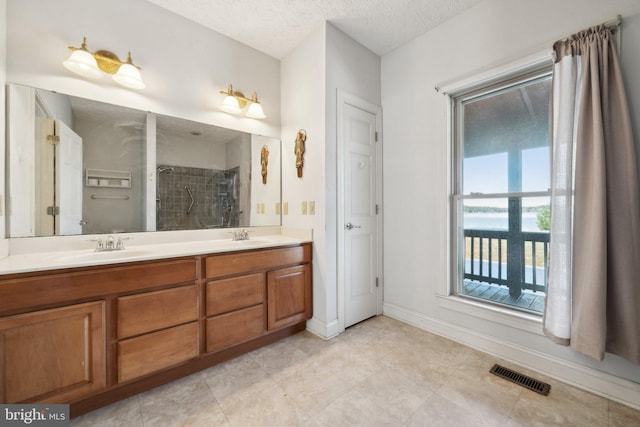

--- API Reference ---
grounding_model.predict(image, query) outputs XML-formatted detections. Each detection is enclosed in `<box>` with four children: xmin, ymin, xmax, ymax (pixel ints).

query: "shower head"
<box><xmin>157</xmin><ymin>166</ymin><xmax>175</xmax><ymax>174</ymax></box>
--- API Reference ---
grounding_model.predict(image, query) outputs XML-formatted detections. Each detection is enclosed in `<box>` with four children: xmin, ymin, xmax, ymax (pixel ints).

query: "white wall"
<box><xmin>143</xmin><ymin>113</ymin><xmax>156</xmax><ymax>231</ymax></box>
<box><xmin>225</xmin><ymin>133</ymin><xmax>251</xmax><ymax>226</ymax></box>
<box><xmin>5</xmin><ymin>0</ymin><xmax>280</xmax><ymax>139</ymax></box>
<box><xmin>4</xmin><ymin>0</ymin><xmax>281</xmax><ymax>240</ymax></box>
<box><xmin>0</xmin><ymin>0</ymin><xmax>7</xmax><ymax>255</ymax></box>
<box><xmin>35</xmin><ymin>89</ymin><xmax>73</xmax><ymax>127</ymax></box>
<box><xmin>156</xmin><ymin>131</ymin><xmax>227</xmax><ymax>170</ymax></box>
<box><xmin>6</xmin><ymin>84</ymin><xmax>36</xmax><ymax>237</ymax></box>
<box><xmin>78</xmin><ymin>116</ymin><xmax>144</xmax><ymax>234</ymax></box>
<box><xmin>281</xmin><ymin>22</ymin><xmax>381</xmax><ymax>338</ymax></box>
<box><xmin>325</xmin><ymin>23</ymin><xmax>381</xmax><ymax>335</ymax></box>
<box><xmin>382</xmin><ymin>0</ymin><xmax>640</xmax><ymax>407</ymax></box>
<box><xmin>281</xmin><ymin>25</ymin><xmax>328</xmax><ymax>333</ymax></box>
<box><xmin>250</xmin><ymin>135</ymin><xmax>281</xmax><ymax>226</ymax></box>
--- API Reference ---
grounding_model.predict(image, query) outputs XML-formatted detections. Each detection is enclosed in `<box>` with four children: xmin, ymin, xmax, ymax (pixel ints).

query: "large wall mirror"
<box><xmin>6</xmin><ymin>83</ymin><xmax>282</xmax><ymax>238</ymax></box>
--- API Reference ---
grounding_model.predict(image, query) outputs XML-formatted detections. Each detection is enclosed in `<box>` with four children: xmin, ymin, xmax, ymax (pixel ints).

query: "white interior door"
<box><xmin>340</xmin><ymin>95</ymin><xmax>382</xmax><ymax>328</ymax></box>
<box><xmin>55</xmin><ymin>120</ymin><xmax>83</xmax><ymax>235</ymax></box>
<box><xmin>35</xmin><ymin>115</ymin><xmax>55</xmax><ymax>236</ymax></box>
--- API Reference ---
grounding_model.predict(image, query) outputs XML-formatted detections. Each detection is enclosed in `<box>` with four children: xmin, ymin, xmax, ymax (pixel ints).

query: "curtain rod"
<box><xmin>554</xmin><ymin>14</ymin><xmax>621</xmax><ymax>42</ymax></box>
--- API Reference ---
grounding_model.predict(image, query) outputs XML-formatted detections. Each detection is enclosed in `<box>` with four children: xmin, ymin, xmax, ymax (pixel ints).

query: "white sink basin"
<box><xmin>51</xmin><ymin>249</ymin><xmax>154</xmax><ymax>263</ymax></box>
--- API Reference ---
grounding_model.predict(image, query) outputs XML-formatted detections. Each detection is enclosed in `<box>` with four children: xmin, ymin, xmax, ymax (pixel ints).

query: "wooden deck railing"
<box><xmin>464</xmin><ymin>229</ymin><xmax>549</xmax><ymax>295</ymax></box>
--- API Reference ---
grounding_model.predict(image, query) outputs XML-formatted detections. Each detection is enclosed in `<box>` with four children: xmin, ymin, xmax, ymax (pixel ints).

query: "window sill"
<box><xmin>436</xmin><ymin>294</ymin><xmax>544</xmax><ymax>336</ymax></box>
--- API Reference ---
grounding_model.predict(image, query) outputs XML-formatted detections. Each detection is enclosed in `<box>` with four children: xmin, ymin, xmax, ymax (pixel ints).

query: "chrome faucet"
<box><xmin>106</xmin><ymin>235</ymin><xmax>115</xmax><ymax>250</ymax></box>
<box><xmin>231</xmin><ymin>229</ymin><xmax>250</xmax><ymax>241</ymax></box>
<box><xmin>92</xmin><ymin>235</ymin><xmax>127</xmax><ymax>251</ymax></box>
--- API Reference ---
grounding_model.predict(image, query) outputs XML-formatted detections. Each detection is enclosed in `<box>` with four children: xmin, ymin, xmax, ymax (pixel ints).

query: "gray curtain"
<box><xmin>544</xmin><ymin>24</ymin><xmax>640</xmax><ymax>364</ymax></box>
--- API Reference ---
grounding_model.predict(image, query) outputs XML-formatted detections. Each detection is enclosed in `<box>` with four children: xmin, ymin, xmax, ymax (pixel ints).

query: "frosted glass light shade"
<box><xmin>113</xmin><ymin>63</ymin><xmax>145</xmax><ymax>89</ymax></box>
<box><xmin>246</xmin><ymin>102</ymin><xmax>266</xmax><ymax>119</ymax></box>
<box><xmin>220</xmin><ymin>95</ymin><xmax>242</xmax><ymax>114</ymax></box>
<box><xmin>63</xmin><ymin>50</ymin><xmax>102</xmax><ymax>79</ymax></box>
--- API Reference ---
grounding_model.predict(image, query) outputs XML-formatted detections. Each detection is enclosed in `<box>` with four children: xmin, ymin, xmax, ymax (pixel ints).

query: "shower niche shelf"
<box><xmin>86</xmin><ymin>169</ymin><xmax>131</xmax><ymax>188</ymax></box>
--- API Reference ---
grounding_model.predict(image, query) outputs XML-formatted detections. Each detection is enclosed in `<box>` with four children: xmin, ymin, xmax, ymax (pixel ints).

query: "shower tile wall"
<box><xmin>157</xmin><ymin>165</ymin><xmax>240</xmax><ymax>231</ymax></box>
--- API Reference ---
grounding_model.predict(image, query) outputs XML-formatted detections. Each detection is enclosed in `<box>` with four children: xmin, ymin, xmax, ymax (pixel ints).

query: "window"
<box><xmin>452</xmin><ymin>67</ymin><xmax>552</xmax><ymax>314</ymax></box>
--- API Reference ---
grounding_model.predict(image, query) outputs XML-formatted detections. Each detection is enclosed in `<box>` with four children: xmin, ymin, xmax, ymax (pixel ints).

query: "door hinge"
<box><xmin>375</xmin><ymin>131</ymin><xmax>378</xmax><ymax>142</ymax></box>
<box><xmin>376</xmin><ymin>277</ymin><xmax>379</xmax><ymax>288</ymax></box>
<box><xmin>47</xmin><ymin>134</ymin><xmax>60</xmax><ymax>145</ymax></box>
<box><xmin>46</xmin><ymin>206</ymin><xmax>60</xmax><ymax>216</ymax></box>
<box><xmin>375</xmin><ymin>204</ymin><xmax>379</xmax><ymax>214</ymax></box>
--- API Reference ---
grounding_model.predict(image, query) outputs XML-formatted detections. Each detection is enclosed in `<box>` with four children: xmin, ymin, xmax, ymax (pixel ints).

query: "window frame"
<box><xmin>436</xmin><ymin>49</ymin><xmax>554</xmax><ymax>331</ymax></box>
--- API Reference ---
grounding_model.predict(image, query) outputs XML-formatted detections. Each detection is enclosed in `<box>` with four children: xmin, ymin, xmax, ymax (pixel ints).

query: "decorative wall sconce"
<box><xmin>219</xmin><ymin>84</ymin><xmax>266</xmax><ymax>119</ymax></box>
<box><xmin>63</xmin><ymin>37</ymin><xmax>145</xmax><ymax>89</ymax></box>
<box><xmin>261</xmin><ymin>145</ymin><xmax>269</xmax><ymax>184</ymax></box>
<box><xmin>295</xmin><ymin>129</ymin><xmax>307</xmax><ymax>178</ymax></box>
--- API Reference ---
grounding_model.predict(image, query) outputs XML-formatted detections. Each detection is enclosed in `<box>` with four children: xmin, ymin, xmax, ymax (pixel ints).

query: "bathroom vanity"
<box><xmin>0</xmin><ymin>236</ymin><xmax>312</xmax><ymax>417</ymax></box>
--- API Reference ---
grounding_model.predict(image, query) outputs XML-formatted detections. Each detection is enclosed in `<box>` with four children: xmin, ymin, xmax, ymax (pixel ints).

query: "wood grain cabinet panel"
<box><xmin>206</xmin><ymin>274</ymin><xmax>264</xmax><ymax>316</ymax></box>
<box><xmin>117</xmin><ymin>322</ymin><xmax>198</xmax><ymax>383</ymax></box>
<box><xmin>205</xmin><ymin>245</ymin><xmax>311</xmax><ymax>279</ymax></box>
<box><xmin>117</xmin><ymin>285</ymin><xmax>198</xmax><ymax>339</ymax></box>
<box><xmin>206</xmin><ymin>305</ymin><xmax>264</xmax><ymax>353</ymax></box>
<box><xmin>0</xmin><ymin>258</ymin><xmax>196</xmax><ymax>316</ymax></box>
<box><xmin>0</xmin><ymin>243</ymin><xmax>312</xmax><ymax>416</ymax></box>
<box><xmin>0</xmin><ymin>301</ymin><xmax>105</xmax><ymax>403</ymax></box>
<box><xmin>267</xmin><ymin>264</ymin><xmax>312</xmax><ymax>330</ymax></box>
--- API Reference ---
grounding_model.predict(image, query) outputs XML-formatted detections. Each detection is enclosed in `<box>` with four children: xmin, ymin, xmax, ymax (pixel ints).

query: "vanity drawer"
<box><xmin>117</xmin><ymin>285</ymin><xmax>198</xmax><ymax>339</ymax></box>
<box><xmin>206</xmin><ymin>274</ymin><xmax>264</xmax><ymax>316</ymax></box>
<box><xmin>206</xmin><ymin>305</ymin><xmax>264</xmax><ymax>353</ymax></box>
<box><xmin>205</xmin><ymin>245</ymin><xmax>311</xmax><ymax>279</ymax></box>
<box><xmin>0</xmin><ymin>258</ymin><xmax>197</xmax><ymax>315</ymax></box>
<box><xmin>117</xmin><ymin>322</ymin><xmax>198</xmax><ymax>383</ymax></box>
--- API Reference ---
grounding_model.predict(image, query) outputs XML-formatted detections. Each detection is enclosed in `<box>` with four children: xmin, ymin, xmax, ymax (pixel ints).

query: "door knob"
<box><xmin>345</xmin><ymin>222</ymin><xmax>361</xmax><ymax>230</ymax></box>
<box><xmin>79</xmin><ymin>220</ymin><xmax>88</xmax><ymax>226</ymax></box>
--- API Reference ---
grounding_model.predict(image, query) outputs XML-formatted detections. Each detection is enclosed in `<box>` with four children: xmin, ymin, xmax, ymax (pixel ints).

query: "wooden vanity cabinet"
<box><xmin>205</xmin><ymin>273</ymin><xmax>265</xmax><ymax>353</ymax></box>
<box><xmin>0</xmin><ymin>257</ymin><xmax>197</xmax><ymax>406</ymax></box>
<box><xmin>117</xmin><ymin>322</ymin><xmax>199</xmax><ymax>383</ymax></box>
<box><xmin>204</xmin><ymin>244</ymin><xmax>312</xmax><ymax>353</ymax></box>
<box><xmin>116</xmin><ymin>285</ymin><xmax>199</xmax><ymax>383</ymax></box>
<box><xmin>0</xmin><ymin>243</ymin><xmax>312</xmax><ymax>418</ymax></box>
<box><xmin>267</xmin><ymin>264</ymin><xmax>312</xmax><ymax>330</ymax></box>
<box><xmin>0</xmin><ymin>301</ymin><xmax>106</xmax><ymax>404</ymax></box>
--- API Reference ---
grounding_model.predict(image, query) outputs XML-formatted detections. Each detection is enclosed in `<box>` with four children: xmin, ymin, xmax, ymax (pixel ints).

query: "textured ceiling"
<box><xmin>145</xmin><ymin>0</ymin><xmax>483</xmax><ymax>59</ymax></box>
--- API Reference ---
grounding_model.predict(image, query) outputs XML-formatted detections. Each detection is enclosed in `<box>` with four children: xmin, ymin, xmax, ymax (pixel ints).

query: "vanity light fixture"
<box><xmin>219</xmin><ymin>84</ymin><xmax>266</xmax><ymax>119</ymax></box>
<box><xmin>63</xmin><ymin>37</ymin><xmax>145</xmax><ymax>89</ymax></box>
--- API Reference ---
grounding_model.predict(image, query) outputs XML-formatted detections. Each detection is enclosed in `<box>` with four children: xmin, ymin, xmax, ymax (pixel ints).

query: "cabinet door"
<box><xmin>0</xmin><ymin>301</ymin><xmax>106</xmax><ymax>403</ymax></box>
<box><xmin>267</xmin><ymin>264</ymin><xmax>312</xmax><ymax>330</ymax></box>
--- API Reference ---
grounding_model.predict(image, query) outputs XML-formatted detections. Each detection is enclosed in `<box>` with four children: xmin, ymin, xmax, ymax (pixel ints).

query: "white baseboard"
<box><xmin>383</xmin><ymin>302</ymin><xmax>640</xmax><ymax>410</ymax></box>
<box><xmin>306</xmin><ymin>317</ymin><xmax>341</xmax><ymax>340</ymax></box>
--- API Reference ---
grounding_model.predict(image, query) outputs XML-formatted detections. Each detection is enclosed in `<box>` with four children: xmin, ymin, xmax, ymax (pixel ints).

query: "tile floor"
<box><xmin>72</xmin><ymin>316</ymin><xmax>640</xmax><ymax>427</ymax></box>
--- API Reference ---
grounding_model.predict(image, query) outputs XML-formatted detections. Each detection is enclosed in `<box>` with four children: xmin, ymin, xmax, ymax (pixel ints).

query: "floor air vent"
<box><xmin>490</xmin><ymin>364</ymin><xmax>550</xmax><ymax>396</ymax></box>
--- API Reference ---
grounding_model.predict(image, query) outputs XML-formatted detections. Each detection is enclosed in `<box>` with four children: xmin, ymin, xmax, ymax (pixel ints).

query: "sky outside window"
<box><xmin>461</xmin><ymin>76</ymin><xmax>551</xmax><ymax>208</ymax></box>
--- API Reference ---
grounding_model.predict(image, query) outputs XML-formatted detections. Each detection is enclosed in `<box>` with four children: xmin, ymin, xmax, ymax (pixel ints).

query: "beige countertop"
<box><xmin>0</xmin><ymin>228</ymin><xmax>312</xmax><ymax>275</ymax></box>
